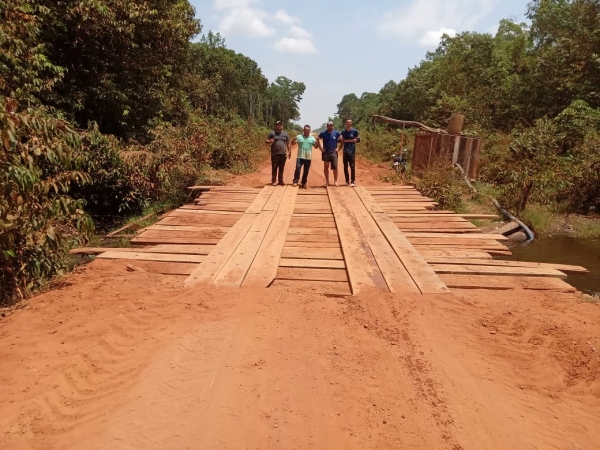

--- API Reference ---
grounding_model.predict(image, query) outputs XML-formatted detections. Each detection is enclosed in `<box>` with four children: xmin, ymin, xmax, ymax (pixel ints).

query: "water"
<box><xmin>503</xmin><ymin>238</ymin><xmax>600</xmax><ymax>294</ymax></box>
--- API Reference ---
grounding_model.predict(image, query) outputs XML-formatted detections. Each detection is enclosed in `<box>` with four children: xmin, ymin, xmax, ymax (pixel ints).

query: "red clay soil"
<box><xmin>2</xmin><ymin>152</ymin><xmax>600</xmax><ymax>449</ymax></box>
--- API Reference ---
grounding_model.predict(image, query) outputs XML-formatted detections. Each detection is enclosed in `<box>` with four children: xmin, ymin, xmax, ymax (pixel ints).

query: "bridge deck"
<box><xmin>94</xmin><ymin>185</ymin><xmax>583</xmax><ymax>295</ymax></box>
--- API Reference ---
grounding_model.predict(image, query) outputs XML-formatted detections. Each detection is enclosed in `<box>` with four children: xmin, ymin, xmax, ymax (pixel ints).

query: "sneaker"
<box><xmin>292</xmin><ymin>182</ymin><xmax>298</xmax><ymax>187</ymax></box>
<box><xmin>271</xmin><ymin>182</ymin><xmax>277</xmax><ymax>186</ymax></box>
<box><xmin>345</xmin><ymin>182</ymin><xmax>350</xmax><ymax>186</ymax></box>
<box><xmin>325</xmin><ymin>181</ymin><xmax>329</xmax><ymax>187</ymax></box>
<box><xmin>278</xmin><ymin>182</ymin><xmax>285</xmax><ymax>186</ymax></box>
<box><xmin>334</xmin><ymin>181</ymin><xmax>339</xmax><ymax>187</ymax></box>
<box><xmin>301</xmin><ymin>184</ymin><xmax>307</xmax><ymax>189</ymax></box>
<box><xmin>350</xmin><ymin>182</ymin><xmax>355</xmax><ymax>187</ymax></box>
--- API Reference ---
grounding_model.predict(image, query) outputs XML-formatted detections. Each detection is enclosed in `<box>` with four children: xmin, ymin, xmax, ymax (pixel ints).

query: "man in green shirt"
<box><xmin>291</xmin><ymin>125</ymin><xmax>320</xmax><ymax>188</ymax></box>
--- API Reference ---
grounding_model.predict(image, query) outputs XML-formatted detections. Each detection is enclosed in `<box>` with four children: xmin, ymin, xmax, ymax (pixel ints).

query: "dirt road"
<box><xmin>1</xmin><ymin>152</ymin><xmax>600</xmax><ymax>449</ymax></box>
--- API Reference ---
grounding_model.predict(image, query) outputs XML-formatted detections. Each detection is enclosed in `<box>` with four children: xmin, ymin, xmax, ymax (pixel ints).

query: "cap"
<box><xmin>276</xmin><ymin>120</ymin><xmax>283</xmax><ymax>125</ymax></box>
<box><xmin>327</xmin><ymin>121</ymin><xmax>334</xmax><ymax>125</ymax></box>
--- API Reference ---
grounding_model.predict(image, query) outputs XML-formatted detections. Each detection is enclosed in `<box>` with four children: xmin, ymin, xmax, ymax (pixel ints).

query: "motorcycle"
<box><xmin>391</xmin><ymin>149</ymin><xmax>408</xmax><ymax>174</ymax></box>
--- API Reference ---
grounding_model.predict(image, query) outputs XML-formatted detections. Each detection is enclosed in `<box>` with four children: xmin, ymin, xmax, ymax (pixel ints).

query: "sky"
<box><xmin>189</xmin><ymin>0</ymin><xmax>530</xmax><ymax>128</ymax></box>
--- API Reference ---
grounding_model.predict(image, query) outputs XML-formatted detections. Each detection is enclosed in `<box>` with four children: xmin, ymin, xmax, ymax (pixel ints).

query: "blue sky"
<box><xmin>189</xmin><ymin>0</ymin><xmax>530</xmax><ymax>127</ymax></box>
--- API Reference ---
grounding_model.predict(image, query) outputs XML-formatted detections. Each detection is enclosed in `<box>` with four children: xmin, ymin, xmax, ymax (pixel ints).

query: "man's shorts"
<box><xmin>322</xmin><ymin>152</ymin><xmax>338</xmax><ymax>170</ymax></box>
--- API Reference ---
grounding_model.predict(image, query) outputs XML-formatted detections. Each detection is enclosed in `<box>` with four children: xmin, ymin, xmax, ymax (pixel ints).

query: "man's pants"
<box><xmin>343</xmin><ymin>152</ymin><xmax>356</xmax><ymax>183</ymax></box>
<box><xmin>271</xmin><ymin>154</ymin><xmax>287</xmax><ymax>184</ymax></box>
<box><xmin>293</xmin><ymin>158</ymin><xmax>312</xmax><ymax>185</ymax></box>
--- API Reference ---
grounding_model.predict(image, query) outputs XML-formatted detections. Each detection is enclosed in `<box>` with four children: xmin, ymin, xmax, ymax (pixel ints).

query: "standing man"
<box><xmin>340</xmin><ymin>118</ymin><xmax>360</xmax><ymax>187</ymax></box>
<box><xmin>266</xmin><ymin>120</ymin><xmax>291</xmax><ymax>186</ymax></box>
<box><xmin>291</xmin><ymin>125</ymin><xmax>320</xmax><ymax>188</ymax></box>
<box><xmin>318</xmin><ymin>121</ymin><xmax>342</xmax><ymax>187</ymax></box>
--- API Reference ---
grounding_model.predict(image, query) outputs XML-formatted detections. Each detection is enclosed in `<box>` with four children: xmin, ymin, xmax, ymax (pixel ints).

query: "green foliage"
<box><xmin>415</xmin><ymin>156</ymin><xmax>464</xmax><ymax>211</ymax></box>
<box><xmin>0</xmin><ymin>98</ymin><xmax>93</xmax><ymax>304</ymax></box>
<box><xmin>362</xmin><ymin>129</ymin><xmax>410</xmax><ymax>163</ymax></box>
<box><xmin>519</xmin><ymin>204</ymin><xmax>555</xmax><ymax>234</ymax></box>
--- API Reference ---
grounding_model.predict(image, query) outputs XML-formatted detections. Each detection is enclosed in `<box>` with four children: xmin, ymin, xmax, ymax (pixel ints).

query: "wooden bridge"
<box><xmin>86</xmin><ymin>184</ymin><xmax>586</xmax><ymax>295</ymax></box>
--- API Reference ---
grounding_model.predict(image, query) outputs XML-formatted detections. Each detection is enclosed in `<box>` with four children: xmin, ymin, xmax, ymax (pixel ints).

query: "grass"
<box><xmin>519</xmin><ymin>204</ymin><xmax>555</xmax><ymax>235</ymax></box>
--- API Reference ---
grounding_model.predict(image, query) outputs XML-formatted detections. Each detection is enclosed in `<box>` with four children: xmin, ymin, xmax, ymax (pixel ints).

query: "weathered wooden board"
<box><xmin>287</xmin><ymin>228</ymin><xmax>338</xmax><ymax>236</ymax></box>
<box><xmin>439</xmin><ymin>274</ymin><xmax>576</xmax><ymax>292</ymax></box>
<box><xmin>277</xmin><ymin>267</ymin><xmax>348</xmax><ymax>282</ymax></box>
<box><xmin>395</xmin><ymin>222</ymin><xmax>478</xmax><ymax>229</ymax></box>
<box><xmin>286</xmin><ymin>234</ymin><xmax>338</xmax><ymax>243</ymax></box>
<box><xmin>328</xmin><ymin>186</ymin><xmax>388</xmax><ymax>294</ymax></box>
<box><xmin>182</xmin><ymin>205</ymin><xmax>248</xmax><ymax>212</ymax></box>
<box><xmin>414</xmin><ymin>245</ymin><xmax>512</xmax><ymax>256</ymax></box>
<box><xmin>131</xmin><ymin>235</ymin><xmax>221</xmax><ymax>245</ymax></box>
<box><xmin>426</xmin><ymin>258</ymin><xmax>588</xmax><ymax>274</ymax></box>
<box><xmin>431</xmin><ymin>264</ymin><xmax>567</xmax><ymax>279</ymax></box>
<box><xmin>184</xmin><ymin>214</ymin><xmax>257</xmax><ymax>287</ymax></box>
<box><xmin>458</xmin><ymin>214</ymin><xmax>500</xmax><ymax>220</ymax></box>
<box><xmin>418</xmin><ymin>249</ymin><xmax>493</xmax><ymax>259</ymax></box>
<box><xmin>404</xmin><ymin>232</ymin><xmax>508</xmax><ymax>240</ymax></box>
<box><xmin>392</xmin><ymin>216</ymin><xmax>471</xmax><ymax>223</ymax></box>
<box><xmin>284</xmin><ymin>241</ymin><xmax>341</xmax><ymax>248</ymax></box>
<box><xmin>345</xmin><ymin>188</ymin><xmax>419</xmax><ymax>293</ymax></box>
<box><xmin>158</xmin><ymin>215</ymin><xmax>240</xmax><ymax>227</ymax></box>
<box><xmin>279</xmin><ymin>258</ymin><xmax>346</xmax><ymax>269</ymax></box>
<box><xmin>246</xmin><ymin>186</ymin><xmax>275</xmax><ymax>214</ymax></box>
<box><xmin>281</xmin><ymin>247</ymin><xmax>343</xmax><ymax>260</ymax></box>
<box><xmin>213</xmin><ymin>210</ymin><xmax>276</xmax><ymax>287</ymax></box>
<box><xmin>289</xmin><ymin>219</ymin><xmax>336</xmax><ymax>228</ymax></box>
<box><xmin>244</xmin><ymin>186</ymin><xmax>298</xmax><ymax>287</ymax></box>
<box><xmin>292</xmin><ymin>213</ymin><xmax>335</xmax><ymax>218</ymax></box>
<box><xmin>98</xmin><ymin>251</ymin><xmax>204</xmax><ymax>264</ymax></box>
<box><xmin>175</xmin><ymin>207</ymin><xmax>243</xmax><ymax>216</ymax></box>
<box><xmin>148</xmin><ymin>225</ymin><xmax>230</xmax><ymax>233</ymax></box>
<box><xmin>126</xmin><ymin>261</ymin><xmax>197</xmax><ymax>276</ymax></box>
<box><xmin>148</xmin><ymin>244</ymin><xmax>215</xmax><ymax>255</ymax></box>
<box><xmin>262</xmin><ymin>185</ymin><xmax>286</xmax><ymax>211</ymax></box>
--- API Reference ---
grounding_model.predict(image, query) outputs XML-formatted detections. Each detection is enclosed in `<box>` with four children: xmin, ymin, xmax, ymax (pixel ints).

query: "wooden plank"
<box><xmin>182</xmin><ymin>205</ymin><xmax>248</xmax><ymax>212</ymax></box>
<box><xmin>289</xmin><ymin>220</ymin><xmax>336</xmax><ymax>228</ymax></box>
<box><xmin>271</xmin><ymin>279</ymin><xmax>351</xmax><ymax>296</ymax></box>
<box><xmin>147</xmin><ymin>244</ymin><xmax>214</xmax><ymax>255</ymax></box>
<box><xmin>354</xmin><ymin>188</ymin><xmax>449</xmax><ymax>295</ymax></box>
<box><xmin>431</xmin><ymin>264</ymin><xmax>567</xmax><ymax>279</ymax></box>
<box><xmin>419</xmin><ymin>250</ymin><xmax>493</xmax><ymax>259</ymax></box>
<box><xmin>176</xmin><ymin>207</ymin><xmax>243</xmax><ymax>215</ymax></box>
<box><xmin>158</xmin><ymin>216</ymin><xmax>239</xmax><ymax>227</ymax></box>
<box><xmin>184</xmin><ymin>214</ymin><xmax>257</xmax><ymax>287</ymax></box>
<box><xmin>282</xmin><ymin>247</ymin><xmax>343</xmax><ymax>260</ymax></box>
<box><xmin>408</xmin><ymin>239</ymin><xmax>509</xmax><ymax>249</ymax></box>
<box><xmin>279</xmin><ymin>258</ymin><xmax>345</xmax><ymax>269</ymax></box>
<box><xmin>135</xmin><ymin>229</ymin><xmax>225</xmax><ymax>239</ymax></box>
<box><xmin>148</xmin><ymin>225</ymin><xmax>230</xmax><ymax>233</ymax></box>
<box><xmin>277</xmin><ymin>267</ymin><xmax>348</xmax><ymax>282</ymax></box>
<box><xmin>353</xmin><ymin>186</ymin><xmax>383</xmax><ymax>213</ymax></box>
<box><xmin>327</xmin><ymin>186</ymin><xmax>388</xmax><ymax>294</ymax></box>
<box><xmin>392</xmin><ymin>216</ymin><xmax>471</xmax><ymax>223</ymax></box>
<box><xmin>97</xmin><ymin>251</ymin><xmax>204</xmax><ymax>264</ymax></box>
<box><xmin>459</xmin><ymin>214</ymin><xmax>500</xmax><ymax>220</ymax></box>
<box><xmin>439</xmin><ymin>275</ymin><xmax>576</xmax><ymax>292</ymax></box>
<box><xmin>404</xmin><ymin>232</ymin><xmax>508</xmax><ymax>241</ymax></box>
<box><xmin>398</xmin><ymin>228</ymin><xmax>481</xmax><ymax>234</ymax></box>
<box><xmin>377</xmin><ymin>199</ymin><xmax>437</xmax><ymax>203</ymax></box>
<box><xmin>261</xmin><ymin>186</ymin><xmax>287</xmax><ymax>211</ymax></box>
<box><xmin>243</xmin><ymin>186</ymin><xmax>298</xmax><ymax>287</ymax></box>
<box><xmin>284</xmin><ymin>241</ymin><xmax>341</xmax><ymax>248</ymax></box>
<box><xmin>426</xmin><ymin>258</ymin><xmax>588</xmax><ymax>274</ymax></box>
<box><xmin>395</xmin><ymin>221</ymin><xmax>477</xmax><ymax>228</ymax></box>
<box><xmin>286</xmin><ymin>234</ymin><xmax>338</xmax><ymax>243</ymax></box>
<box><xmin>344</xmin><ymin>188</ymin><xmax>419</xmax><ymax>293</ymax></box>
<box><xmin>131</xmin><ymin>236</ymin><xmax>221</xmax><ymax>245</ymax></box>
<box><xmin>288</xmin><ymin>228</ymin><xmax>338</xmax><ymax>236</ymax></box>
<box><xmin>387</xmin><ymin>212</ymin><xmax>455</xmax><ymax>217</ymax></box>
<box><xmin>293</xmin><ymin>213</ymin><xmax>334</xmax><ymax>218</ymax></box>
<box><xmin>246</xmin><ymin>186</ymin><xmax>275</xmax><ymax>214</ymax></box>
<box><xmin>414</xmin><ymin>245</ymin><xmax>512</xmax><ymax>256</ymax></box>
<box><xmin>213</xmin><ymin>210</ymin><xmax>276</xmax><ymax>287</ymax></box>
<box><xmin>370</xmin><ymin>212</ymin><xmax>450</xmax><ymax>294</ymax></box>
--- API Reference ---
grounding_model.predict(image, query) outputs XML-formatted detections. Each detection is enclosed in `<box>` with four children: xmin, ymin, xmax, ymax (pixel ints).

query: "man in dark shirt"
<box><xmin>340</xmin><ymin>118</ymin><xmax>360</xmax><ymax>187</ymax></box>
<box><xmin>318</xmin><ymin>121</ymin><xmax>342</xmax><ymax>187</ymax></box>
<box><xmin>266</xmin><ymin>120</ymin><xmax>291</xmax><ymax>186</ymax></box>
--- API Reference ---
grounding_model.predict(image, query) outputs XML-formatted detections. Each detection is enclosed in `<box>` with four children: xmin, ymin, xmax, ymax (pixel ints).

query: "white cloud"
<box><xmin>214</xmin><ymin>0</ymin><xmax>258</xmax><ymax>10</ymax></box>
<box><xmin>379</xmin><ymin>0</ymin><xmax>495</xmax><ymax>47</ymax></box>
<box><xmin>219</xmin><ymin>7</ymin><xmax>275</xmax><ymax>37</ymax></box>
<box><xmin>420</xmin><ymin>28</ymin><xmax>457</xmax><ymax>46</ymax></box>
<box><xmin>275</xmin><ymin>9</ymin><xmax>298</xmax><ymax>25</ymax></box>
<box><xmin>290</xmin><ymin>26</ymin><xmax>312</xmax><ymax>39</ymax></box>
<box><xmin>274</xmin><ymin>38</ymin><xmax>318</xmax><ymax>54</ymax></box>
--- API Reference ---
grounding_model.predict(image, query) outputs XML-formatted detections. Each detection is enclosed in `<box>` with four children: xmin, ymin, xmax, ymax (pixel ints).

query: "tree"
<box><xmin>264</xmin><ymin>76</ymin><xmax>306</xmax><ymax>126</ymax></box>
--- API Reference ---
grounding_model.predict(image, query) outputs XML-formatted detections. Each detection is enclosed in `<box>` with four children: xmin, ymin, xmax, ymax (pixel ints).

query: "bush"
<box><xmin>0</xmin><ymin>98</ymin><xmax>93</xmax><ymax>304</ymax></box>
<box><xmin>415</xmin><ymin>155</ymin><xmax>464</xmax><ymax>211</ymax></box>
<box><xmin>363</xmin><ymin>128</ymin><xmax>412</xmax><ymax>163</ymax></box>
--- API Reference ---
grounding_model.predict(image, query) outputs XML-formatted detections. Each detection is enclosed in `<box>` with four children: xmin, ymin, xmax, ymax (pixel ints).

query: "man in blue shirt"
<box><xmin>318</xmin><ymin>121</ymin><xmax>342</xmax><ymax>187</ymax></box>
<box><xmin>340</xmin><ymin>118</ymin><xmax>360</xmax><ymax>187</ymax></box>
